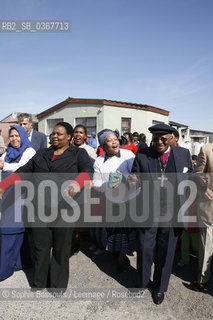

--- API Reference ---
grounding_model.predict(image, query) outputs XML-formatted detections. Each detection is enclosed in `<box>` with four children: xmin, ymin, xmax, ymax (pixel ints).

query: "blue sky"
<box><xmin>0</xmin><ymin>0</ymin><xmax>213</xmax><ymax>131</ymax></box>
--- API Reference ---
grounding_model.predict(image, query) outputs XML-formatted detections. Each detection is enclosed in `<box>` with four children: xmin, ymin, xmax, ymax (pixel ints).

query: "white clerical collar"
<box><xmin>163</xmin><ymin>146</ymin><xmax>171</xmax><ymax>154</ymax></box>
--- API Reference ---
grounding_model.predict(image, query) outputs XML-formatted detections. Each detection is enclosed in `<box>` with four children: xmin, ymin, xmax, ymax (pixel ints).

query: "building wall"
<box><xmin>190</xmin><ymin>130</ymin><xmax>213</xmax><ymax>143</ymax></box>
<box><xmin>103</xmin><ymin>105</ymin><xmax>168</xmax><ymax>144</ymax></box>
<box><xmin>38</xmin><ymin>103</ymin><xmax>103</xmax><ymax>134</ymax></box>
<box><xmin>145</xmin><ymin>111</ymin><xmax>168</xmax><ymax>144</ymax></box>
<box><xmin>38</xmin><ymin>102</ymin><xmax>169</xmax><ymax>145</ymax></box>
<box><xmin>0</xmin><ymin>116</ymin><xmax>18</xmax><ymax>146</ymax></box>
<box><xmin>0</xmin><ymin>113</ymin><xmax>39</xmax><ymax>147</ymax></box>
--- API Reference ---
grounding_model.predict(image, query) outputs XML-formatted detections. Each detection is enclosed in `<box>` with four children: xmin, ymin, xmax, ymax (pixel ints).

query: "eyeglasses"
<box><xmin>152</xmin><ymin>136</ymin><xmax>172</xmax><ymax>143</ymax></box>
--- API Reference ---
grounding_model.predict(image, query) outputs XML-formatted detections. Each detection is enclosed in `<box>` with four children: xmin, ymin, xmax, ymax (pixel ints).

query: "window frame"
<box><xmin>121</xmin><ymin>117</ymin><xmax>131</xmax><ymax>135</ymax></box>
<box><xmin>75</xmin><ymin>117</ymin><xmax>97</xmax><ymax>136</ymax></box>
<box><xmin>46</xmin><ymin>118</ymin><xmax>64</xmax><ymax>136</ymax></box>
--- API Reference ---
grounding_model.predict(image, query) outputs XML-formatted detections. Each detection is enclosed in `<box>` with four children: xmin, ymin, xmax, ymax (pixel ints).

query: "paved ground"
<box><xmin>0</xmin><ymin>236</ymin><xmax>212</xmax><ymax>320</ymax></box>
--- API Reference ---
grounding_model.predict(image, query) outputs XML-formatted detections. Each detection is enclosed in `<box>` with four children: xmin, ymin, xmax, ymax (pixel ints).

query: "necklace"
<box><xmin>158</xmin><ymin>156</ymin><xmax>170</xmax><ymax>187</ymax></box>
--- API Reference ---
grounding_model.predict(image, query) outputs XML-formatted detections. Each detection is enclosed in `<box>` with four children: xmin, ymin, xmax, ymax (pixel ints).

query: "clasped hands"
<box><xmin>200</xmin><ymin>174</ymin><xmax>213</xmax><ymax>201</ymax></box>
<box><xmin>204</xmin><ymin>188</ymin><xmax>213</xmax><ymax>201</ymax></box>
<box><xmin>108</xmin><ymin>171</ymin><xmax>138</xmax><ymax>189</ymax></box>
<box><xmin>65</xmin><ymin>182</ymin><xmax>80</xmax><ymax>198</ymax></box>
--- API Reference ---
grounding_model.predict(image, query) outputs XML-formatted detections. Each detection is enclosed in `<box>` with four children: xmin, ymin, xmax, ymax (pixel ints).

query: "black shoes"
<box><xmin>136</xmin><ymin>281</ymin><xmax>164</xmax><ymax>304</ymax></box>
<box><xmin>31</xmin><ymin>286</ymin><xmax>45</xmax><ymax>292</ymax></box>
<box><xmin>189</xmin><ymin>281</ymin><xmax>208</xmax><ymax>293</ymax></box>
<box><xmin>152</xmin><ymin>291</ymin><xmax>165</xmax><ymax>305</ymax></box>
<box><xmin>116</xmin><ymin>262</ymin><xmax>129</xmax><ymax>274</ymax></box>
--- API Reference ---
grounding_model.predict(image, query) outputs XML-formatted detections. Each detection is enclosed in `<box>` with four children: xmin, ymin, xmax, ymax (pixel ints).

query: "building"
<box><xmin>169</xmin><ymin>120</ymin><xmax>213</xmax><ymax>155</ymax></box>
<box><xmin>37</xmin><ymin>97</ymin><xmax>169</xmax><ymax>145</ymax></box>
<box><xmin>2</xmin><ymin>100</ymin><xmax>211</xmax><ymax>154</ymax></box>
<box><xmin>0</xmin><ymin>112</ymin><xmax>38</xmax><ymax>146</ymax></box>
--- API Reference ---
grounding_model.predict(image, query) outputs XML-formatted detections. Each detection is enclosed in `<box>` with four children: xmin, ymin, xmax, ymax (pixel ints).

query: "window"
<box><xmin>152</xmin><ymin>120</ymin><xmax>164</xmax><ymax>126</ymax></box>
<box><xmin>46</xmin><ymin>118</ymin><xmax>64</xmax><ymax>135</ymax></box>
<box><xmin>121</xmin><ymin>118</ymin><xmax>131</xmax><ymax>135</ymax></box>
<box><xmin>75</xmin><ymin>117</ymin><xmax>96</xmax><ymax>136</ymax></box>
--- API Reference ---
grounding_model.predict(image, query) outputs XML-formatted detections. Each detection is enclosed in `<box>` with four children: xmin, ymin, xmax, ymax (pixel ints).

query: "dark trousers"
<box><xmin>137</xmin><ymin>227</ymin><xmax>179</xmax><ymax>292</ymax></box>
<box><xmin>32</xmin><ymin>227</ymin><xmax>72</xmax><ymax>289</ymax></box>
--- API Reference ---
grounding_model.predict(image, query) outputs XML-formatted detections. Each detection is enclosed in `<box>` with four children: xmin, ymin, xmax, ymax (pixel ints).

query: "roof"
<box><xmin>169</xmin><ymin>121</ymin><xmax>213</xmax><ymax>135</ymax></box>
<box><xmin>190</xmin><ymin>129</ymin><xmax>213</xmax><ymax>135</ymax></box>
<box><xmin>37</xmin><ymin>97</ymin><xmax>170</xmax><ymax>119</ymax></box>
<box><xmin>169</xmin><ymin>120</ymin><xmax>188</xmax><ymax>128</ymax></box>
<box><xmin>0</xmin><ymin>112</ymin><xmax>23</xmax><ymax>122</ymax></box>
<box><xmin>0</xmin><ymin>112</ymin><xmax>38</xmax><ymax>123</ymax></box>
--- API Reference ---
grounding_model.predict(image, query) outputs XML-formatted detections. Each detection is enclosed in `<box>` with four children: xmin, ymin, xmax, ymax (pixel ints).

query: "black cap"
<box><xmin>148</xmin><ymin>123</ymin><xmax>176</xmax><ymax>135</ymax></box>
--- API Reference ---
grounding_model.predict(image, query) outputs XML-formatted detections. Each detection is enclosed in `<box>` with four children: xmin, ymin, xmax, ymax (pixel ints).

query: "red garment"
<box><xmin>159</xmin><ymin>149</ymin><xmax>171</xmax><ymax>164</ymax></box>
<box><xmin>96</xmin><ymin>146</ymin><xmax>104</xmax><ymax>157</ymax></box>
<box><xmin>121</xmin><ymin>143</ymin><xmax>138</xmax><ymax>155</ymax></box>
<box><xmin>184</xmin><ymin>227</ymin><xmax>199</xmax><ymax>234</ymax></box>
<box><xmin>0</xmin><ymin>171</ymin><xmax>91</xmax><ymax>192</ymax></box>
<box><xmin>0</xmin><ymin>168</ymin><xmax>91</xmax><ymax>193</ymax></box>
<box><xmin>51</xmin><ymin>154</ymin><xmax>57</xmax><ymax>161</ymax></box>
<box><xmin>0</xmin><ymin>173</ymin><xmax>22</xmax><ymax>191</ymax></box>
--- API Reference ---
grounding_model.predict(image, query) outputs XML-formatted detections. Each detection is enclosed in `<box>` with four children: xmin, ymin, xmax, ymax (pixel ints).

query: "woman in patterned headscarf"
<box><xmin>92</xmin><ymin>129</ymin><xmax>138</xmax><ymax>272</ymax></box>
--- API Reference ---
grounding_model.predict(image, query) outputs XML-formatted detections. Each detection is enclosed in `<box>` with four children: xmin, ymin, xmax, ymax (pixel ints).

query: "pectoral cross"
<box><xmin>158</xmin><ymin>173</ymin><xmax>168</xmax><ymax>188</ymax></box>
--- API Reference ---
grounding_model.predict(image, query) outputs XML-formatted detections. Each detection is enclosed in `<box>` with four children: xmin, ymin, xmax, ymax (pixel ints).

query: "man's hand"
<box><xmin>65</xmin><ymin>182</ymin><xmax>80</xmax><ymax>198</ymax></box>
<box><xmin>0</xmin><ymin>188</ymin><xmax>5</xmax><ymax>199</ymax></box>
<box><xmin>0</xmin><ymin>158</ymin><xmax>4</xmax><ymax>170</ymax></box>
<box><xmin>204</xmin><ymin>188</ymin><xmax>213</xmax><ymax>201</ymax></box>
<box><xmin>127</xmin><ymin>173</ymin><xmax>138</xmax><ymax>187</ymax></box>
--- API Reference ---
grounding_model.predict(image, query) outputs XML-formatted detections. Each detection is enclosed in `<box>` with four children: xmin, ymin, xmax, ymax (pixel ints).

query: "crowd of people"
<box><xmin>0</xmin><ymin>114</ymin><xmax>212</xmax><ymax>304</ymax></box>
